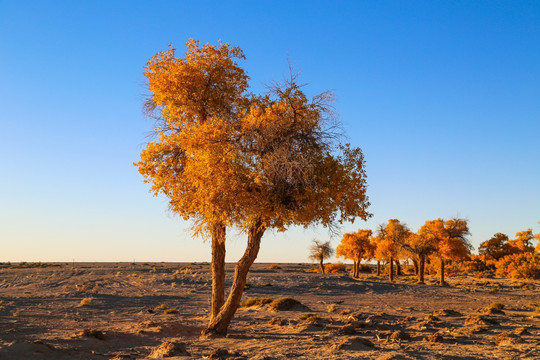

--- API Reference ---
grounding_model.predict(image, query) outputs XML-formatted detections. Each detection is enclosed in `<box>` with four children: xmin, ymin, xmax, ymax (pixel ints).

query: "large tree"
<box><xmin>136</xmin><ymin>40</ymin><xmax>371</xmax><ymax>336</ymax></box>
<box><xmin>336</xmin><ymin>229</ymin><xmax>374</xmax><ymax>278</ymax></box>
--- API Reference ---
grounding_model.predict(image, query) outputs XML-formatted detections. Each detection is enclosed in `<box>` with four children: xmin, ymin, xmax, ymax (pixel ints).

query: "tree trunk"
<box><xmin>439</xmin><ymin>257</ymin><xmax>445</xmax><ymax>285</ymax></box>
<box><xmin>418</xmin><ymin>255</ymin><xmax>425</xmax><ymax>283</ymax></box>
<box><xmin>202</xmin><ymin>220</ymin><xmax>265</xmax><ymax>336</ymax></box>
<box><xmin>395</xmin><ymin>259</ymin><xmax>402</xmax><ymax>276</ymax></box>
<box><xmin>210</xmin><ymin>222</ymin><xmax>226</xmax><ymax>320</ymax></box>
<box><xmin>389</xmin><ymin>256</ymin><xmax>394</xmax><ymax>281</ymax></box>
<box><xmin>320</xmin><ymin>258</ymin><xmax>325</xmax><ymax>274</ymax></box>
<box><xmin>376</xmin><ymin>261</ymin><xmax>381</xmax><ymax>276</ymax></box>
<box><xmin>353</xmin><ymin>261</ymin><xmax>358</xmax><ymax>278</ymax></box>
<box><xmin>412</xmin><ymin>258</ymin><xmax>419</xmax><ymax>275</ymax></box>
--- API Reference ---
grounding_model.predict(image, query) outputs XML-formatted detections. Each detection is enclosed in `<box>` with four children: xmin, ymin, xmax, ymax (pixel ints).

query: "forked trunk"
<box><xmin>320</xmin><ymin>258</ymin><xmax>325</xmax><ymax>274</ymax></box>
<box><xmin>418</xmin><ymin>255</ymin><xmax>425</xmax><ymax>283</ymax></box>
<box><xmin>376</xmin><ymin>261</ymin><xmax>381</xmax><ymax>276</ymax></box>
<box><xmin>389</xmin><ymin>256</ymin><xmax>394</xmax><ymax>281</ymax></box>
<box><xmin>202</xmin><ymin>220</ymin><xmax>265</xmax><ymax>336</ymax></box>
<box><xmin>439</xmin><ymin>257</ymin><xmax>445</xmax><ymax>285</ymax></box>
<box><xmin>210</xmin><ymin>222</ymin><xmax>226</xmax><ymax>320</ymax></box>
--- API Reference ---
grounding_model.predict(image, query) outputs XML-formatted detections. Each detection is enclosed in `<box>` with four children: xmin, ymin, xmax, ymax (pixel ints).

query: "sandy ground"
<box><xmin>0</xmin><ymin>262</ymin><xmax>538</xmax><ymax>359</ymax></box>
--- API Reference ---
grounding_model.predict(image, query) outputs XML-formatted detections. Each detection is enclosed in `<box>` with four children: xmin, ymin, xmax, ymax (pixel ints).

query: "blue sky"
<box><xmin>1</xmin><ymin>1</ymin><xmax>539</xmax><ymax>263</ymax></box>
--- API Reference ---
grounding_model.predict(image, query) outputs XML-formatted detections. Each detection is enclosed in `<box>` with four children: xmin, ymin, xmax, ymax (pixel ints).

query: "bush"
<box><xmin>240</xmin><ymin>297</ymin><xmax>273</xmax><ymax>308</ymax></box>
<box><xmin>495</xmin><ymin>253</ymin><xmax>540</xmax><ymax>279</ymax></box>
<box><xmin>267</xmin><ymin>264</ymin><xmax>281</xmax><ymax>270</ymax></box>
<box><xmin>299</xmin><ymin>313</ymin><xmax>320</xmax><ymax>323</ymax></box>
<box><xmin>324</xmin><ymin>262</ymin><xmax>347</xmax><ymax>273</ymax></box>
<box><xmin>269</xmin><ymin>297</ymin><xmax>301</xmax><ymax>311</ymax></box>
<box><xmin>489</xmin><ymin>303</ymin><xmax>505</xmax><ymax>310</ymax></box>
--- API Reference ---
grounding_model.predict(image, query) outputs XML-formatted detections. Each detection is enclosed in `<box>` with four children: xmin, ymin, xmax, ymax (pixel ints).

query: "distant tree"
<box><xmin>336</xmin><ymin>229</ymin><xmax>374</xmax><ymax>277</ymax></box>
<box><xmin>137</xmin><ymin>40</ymin><xmax>371</xmax><ymax>336</ymax></box>
<box><xmin>402</xmin><ymin>230</ymin><xmax>437</xmax><ymax>283</ymax></box>
<box><xmin>478</xmin><ymin>233</ymin><xmax>515</xmax><ymax>268</ymax></box>
<box><xmin>421</xmin><ymin>218</ymin><xmax>471</xmax><ymax>285</ymax></box>
<box><xmin>310</xmin><ymin>240</ymin><xmax>335</xmax><ymax>274</ymax></box>
<box><xmin>375</xmin><ymin>219</ymin><xmax>409</xmax><ymax>281</ymax></box>
<box><xmin>508</xmin><ymin>229</ymin><xmax>535</xmax><ymax>253</ymax></box>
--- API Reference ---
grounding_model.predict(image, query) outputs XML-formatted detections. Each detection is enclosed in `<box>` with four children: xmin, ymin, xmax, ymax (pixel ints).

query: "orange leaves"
<box><xmin>418</xmin><ymin>218</ymin><xmax>471</xmax><ymax>261</ymax></box>
<box><xmin>136</xmin><ymin>39</ymin><xmax>371</xmax><ymax>238</ymax></box>
<box><xmin>336</xmin><ymin>229</ymin><xmax>374</xmax><ymax>262</ymax></box>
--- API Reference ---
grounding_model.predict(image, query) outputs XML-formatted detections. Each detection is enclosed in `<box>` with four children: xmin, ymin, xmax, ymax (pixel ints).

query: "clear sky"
<box><xmin>1</xmin><ymin>1</ymin><xmax>539</xmax><ymax>263</ymax></box>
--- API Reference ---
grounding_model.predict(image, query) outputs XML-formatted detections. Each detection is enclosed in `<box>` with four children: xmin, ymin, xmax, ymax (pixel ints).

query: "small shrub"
<box><xmin>267</xmin><ymin>264</ymin><xmax>281</xmax><ymax>270</ymax></box>
<box><xmin>327</xmin><ymin>304</ymin><xmax>337</xmax><ymax>313</ymax></box>
<box><xmin>240</xmin><ymin>297</ymin><xmax>273</xmax><ymax>308</ymax></box>
<box><xmin>92</xmin><ymin>285</ymin><xmax>99</xmax><ymax>294</ymax></box>
<box><xmin>489</xmin><ymin>302</ymin><xmax>505</xmax><ymax>310</ymax></box>
<box><xmin>78</xmin><ymin>298</ymin><xmax>93</xmax><ymax>307</ymax></box>
<box><xmin>261</xmin><ymin>283</ymin><xmax>273</xmax><ymax>287</ymax></box>
<box><xmin>269</xmin><ymin>297</ymin><xmax>302</xmax><ymax>311</ymax></box>
<box><xmin>324</xmin><ymin>262</ymin><xmax>346</xmax><ymax>273</ymax></box>
<box><xmin>187</xmin><ymin>289</ymin><xmax>196</xmax><ymax>294</ymax></box>
<box><xmin>164</xmin><ymin>308</ymin><xmax>178</xmax><ymax>314</ymax></box>
<box><xmin>75</xmin><ymin>284</ymin><xmax>87</xmax><ymax>292</ymax></box>
<box><xmin>156</xmin><ymin>304</ymin><xmax>168</xmax><ymax>310</ymax></box>
<box><xmin>299</xmin><ymin>313</ymin><xmax>320</xmax><ymax>323</ymax></box>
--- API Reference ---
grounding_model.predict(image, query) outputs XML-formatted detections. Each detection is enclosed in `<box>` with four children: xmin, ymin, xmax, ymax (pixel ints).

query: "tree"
<box><xmin>375</xmin><ymin>219</ymin><xmax>409</xmax><ymax>281</ymax></box>
<box><xmin>336</xmin><ymin>229</ymin><xmax>374</xmax><ymax>277</ymax></box>
<box><xmin>401</xmin><ymin>230</ymin><xmax>437</xmax><ymax>283</ymax></box>
<box><xmin>136</xmin><ymin>40</ymin><xmax>371</xmax><ymax>336</ymax></box>
<box><xmin>137</xmin><ymin>40</ymin><xmax>248</xmax><ymax>322</ymax></box>
<box><xmin>508</xmin><ymin>229</ymin><xmax>535</xmax><ymax>253</ymax></box>
<box><xmin>310</xmin><ymin>240</ymin><xmax>335</xmax><ymax>274</ymax></box>
<box><xmin>478</xmin><ymin>233</ymin><xmax>514</xmax><ymax>268</ymax></box>
<box><xmin>420</xmin><ymin>218</ymin><xmax>471</xmax><ymax>285</ymax></box>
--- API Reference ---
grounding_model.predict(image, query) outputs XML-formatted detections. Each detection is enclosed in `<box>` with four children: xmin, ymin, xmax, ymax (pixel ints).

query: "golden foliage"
<box><xmin>336</xmin><ymin>229</ymin><xmax>374</xmax><ymax>263</ymax></box>
<box><xmin>136</xmin><ymin>39</ymin><xmax>371</xmax><ymax>236</ymax></box>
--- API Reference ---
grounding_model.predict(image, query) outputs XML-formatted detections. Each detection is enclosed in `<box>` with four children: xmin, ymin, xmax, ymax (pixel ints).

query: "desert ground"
<box><xmin>0</xmin><ymin>262</ymin><xmax>538</xmax><ymax>359</ymax></box>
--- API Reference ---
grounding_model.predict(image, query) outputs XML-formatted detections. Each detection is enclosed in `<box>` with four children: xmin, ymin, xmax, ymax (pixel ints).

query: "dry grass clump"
<box><xmin>495</xmin><ymin>332</ymin><xmax>522</xmax><ymax>346</ymax></box>
<box><xmin>268</xmin><ymin>297</ymin><xmax>302</xmax><ymax>311</ymax></box>
<box><xmin>489</xmin><ymin>302</ymin><xmax>505</xmax><ymax>310</ymax></box>
<box><xmin>464</xmin><ymin>315</ymin><xmax>498</xmax><ymax>326</ymax></box>
<box><xmin>148</xmin><ymin>341</ymin><xmax>189</xmax><ymax>358</ymax></box>
<box><xmin>424</xmin><ymin>332</ymin><xmax>444</xmax><ymax>343</ymax></box>
<box><xmin>268</xmin><ymin>318</ymin><xmax>286</xmax><ymax>326</ymax></box>
<box><xmin>163</xmin><ymin>308</ymin><xmax>178</xmax><ymax>314</ymax></box>
<box><xmin>78</xmin><ymin>298</ymin><xmax>93</xmax><ymax>307</ymax></box>
<box><xmin>299</xmin><ymin>313</ymin><xmax>320</xmax><ymax>323</ymax></box>
<box><xmin>327</xmin><ymin>303</ymin><xmax>337</xmax><ymax>313</ymax></box>
<box><xmin>156</xmin><ymin>303</ymin><xmax>168</xmax><ymax>310</ymax></box>
<box><xmin>267</xmin><ymin>264</ymin><xmax>281</xmax><ymax>270</ymax></box>
<box><xmin>240</xmin><ymin>297</ymin><xmax>273</xmax><ymax>308</ymax></box>
<box><xmin>79</xmin><ymin>328</ymin><xmax>104</xmax><ymax>339</ymax></box>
